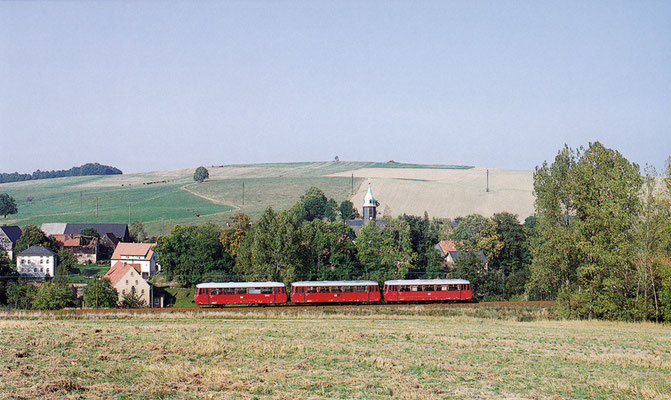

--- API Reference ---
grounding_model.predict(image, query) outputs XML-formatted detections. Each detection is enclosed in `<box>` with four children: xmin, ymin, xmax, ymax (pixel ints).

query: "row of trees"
<box><xmin>0</xmin><ymin>163</ymin><xmax>122</xmax><ymax>184</ymax></box>
<box><xmin>0</xmin><ymin>277</ymin><xmax>144</xmax><ymax>310</ymax></box>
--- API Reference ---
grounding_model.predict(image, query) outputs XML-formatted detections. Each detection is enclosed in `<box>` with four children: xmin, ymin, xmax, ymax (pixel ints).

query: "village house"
<box><xmin>105</xmin><ymin>261</ymin><xmax>153</xmax><ymax>306</ymax></box>
<box><xmin>16</xmin><ymin>246</ymin><xmax>57</xmax><ymax>278</ymax></box>
<box><xmin>435</xmin><ymin>239</ymin><xmax>488</xmax><ymax>269</ymax></box>
<box><xmin>111</xmin><ymin>242</ymin><xmax>158</xmax><ymax>279</ymax></box>
<box><xmin>52</xmin><ymin>234</ymin><xmax>99</xmax><ymax>263</ymax></box>
<box><xmin>42</xmin><ymin>222</ymin><xmax>129</xmax><ymax>260</ymax></box>
<box><xmin>0</xmin><ymin>226</ymin><xmax>21</xmax><ymax>259</ymax></box>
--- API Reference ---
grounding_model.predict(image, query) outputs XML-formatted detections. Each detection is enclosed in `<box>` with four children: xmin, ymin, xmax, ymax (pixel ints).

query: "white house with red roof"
<box><xmin>111</xmin><ymin>243</ymin><xmax>157</xmax><ymax>279</ymax></box>
<box><xmin>105</xmin><ymin>261</ymin><xmax>152</xmax><ymax>306</ymax></box>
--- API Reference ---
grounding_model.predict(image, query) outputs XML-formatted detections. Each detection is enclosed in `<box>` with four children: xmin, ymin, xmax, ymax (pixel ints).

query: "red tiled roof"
<box><xmin>437</xmin><ymin>240</ymin><xmax>460</xmax><ymax>255</ymax></box>
<box><xmin>105</xmin><ymin>261</ymin><xmax>142</xmax><ymax>286</ymax></box>
<box><xmin>111</xmin><ymin>243</ymin><xmax>156</xmax><ymax>261</ymax></box>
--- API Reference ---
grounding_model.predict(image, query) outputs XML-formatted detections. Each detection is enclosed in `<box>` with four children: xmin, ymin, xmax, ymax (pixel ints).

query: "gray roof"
<box><xmin>448</xmin><ymin>250</ymin><xmax>487</xmax><ymax>263</ymax></box>
<box><xmin>345</xmin><ymin>219</ymin><xmax>386</xmax><ymax>235</ymax></box>
<box><xmin>63</xmin><ymin>223</ymin><xmax>129</xmax><ymax>241</ymax></box>
<box><xmin>19</xmin><ymin>245</ymin><xmax>56</xmax><ymax>256</ymax></box>
<box><xmin>0</xmin><ymin>226</ymin><xmax>22</xmax><ymax>243</ymax></box>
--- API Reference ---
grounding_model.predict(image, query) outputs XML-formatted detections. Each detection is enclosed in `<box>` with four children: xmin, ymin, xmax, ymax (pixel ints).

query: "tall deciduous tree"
<box><xmin>235</xmin><ymin>208</ymin><xmax>306</xmax><ymax>283</ymax></box>
<box><xmin>338</xmin><ymin>200</ymin><xmax>359</xmax><ymax>220</ymax></box>
<box><xmin>0</xmin><ymin>193</ymin><xmax>17</xmax><ymax>218</ymax></box>
<box><xmin>193</xmin><ymin>166</ymin><xmax>209</xmax><ymax>183</ymax></box>
<box><xmin>219</xmin><ymin>213</ymin><xmax>251</xmax><ymax>258</ymax></box>
<box><xmin>400</xmin><ymin>213</ymin><xmax>442</xmax><ymax>279</ymax></box>
<box><xmin>491</xmin><ymin>212</ymin><xmax>531</xmax><ymax>299</ymax></box>
<box><xmin>32</xmin><ymin>283</ymin><xmax>74</xmax><ymax>310</ymax></box>
<box><xmin>14</xmin><ymin>225</ymin><xmax>57</xmax><ymax>254</ymax></box>
<box><xmin>529</xmin><ymin>142</ymin><xmax>644</xmax><ymax>320</ymax></box>
<box><xmin>155</xmin><ymin>223</ymin><xmax>234</xmax><ymax>287</ymax></box>
<box><xmin>356</xmin><ymin>218</ymin><xmax>414</xmax><ymax>282</ymax></box>
<box><xmin>83</xmin><ymin>277</ymin><xmax>119</xmax><ymax>308</ymax></box>
<box><xmin>299</xmin><ymin>220</ymin><xmax>359</xmax><ymax>280</ymax></box>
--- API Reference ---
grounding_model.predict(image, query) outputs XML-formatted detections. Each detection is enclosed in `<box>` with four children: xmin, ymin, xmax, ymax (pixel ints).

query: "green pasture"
<box><xmin>0</xmin><ymin>161</ymin><xmax>472</xmax><ymax>235</ymax></box>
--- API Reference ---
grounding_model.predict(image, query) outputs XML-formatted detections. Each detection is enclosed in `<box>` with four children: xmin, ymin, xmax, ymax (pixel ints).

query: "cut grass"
<box><xmin>0</xmin><ymin>308</ymin><xmax>669</xmax><ymax>400</ymax></box>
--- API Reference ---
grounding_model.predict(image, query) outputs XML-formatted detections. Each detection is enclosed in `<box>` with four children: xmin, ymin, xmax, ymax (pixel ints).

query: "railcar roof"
<box><xmin>196</xmin><ymin>282</ymin><xmax>285</xmax><ymax>289</ymax></box>
<box><xmin>291</xmin><ymin>280</ymin><xmax>379</xmax><ymax>287</ymax></box>
<box><xmin>384</xmin><ymin>279</ymin><xmax>470</xmax><ymax>285</ymax></box>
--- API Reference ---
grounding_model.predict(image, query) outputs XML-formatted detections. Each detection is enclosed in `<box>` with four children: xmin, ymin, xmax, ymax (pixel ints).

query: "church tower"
<box><xmin>362</xmin><ymin>184</ymin><xmax>377</xmax><ymax>220</ymax></box>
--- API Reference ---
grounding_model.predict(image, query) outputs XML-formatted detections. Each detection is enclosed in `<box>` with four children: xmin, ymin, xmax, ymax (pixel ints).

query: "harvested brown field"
<box><xmin>1</xmin><ymin>306</ymin><xmax>669</xmax><ymax>400</ymax></box>
<box><xmin>333</xmin><ymin>167</ymin><xmax>534</xmax><ymax>219</ymax></box>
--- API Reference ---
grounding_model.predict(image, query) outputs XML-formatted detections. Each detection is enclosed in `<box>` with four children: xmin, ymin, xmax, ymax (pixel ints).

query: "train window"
<box><xmin>223</xmin><ymin>288</ymin><xmax>234</xmax><ymax>294</ymax></box>
<box><xmin>261</xmin><ymin>287</ymin><xmax>273</xmax><ymax>294</ymax></box>
<box><xmin>424</xmin><ymin>285</ymin><xmax>435</xmax><ymax>292</ymax></box>
<box><xmin>411</xmin><ymin>286</ymin><xmax>419</xmax><ymax>292</ymax></box>
<box><xmin>235</xmin><ymin>288</ymin><xmax>247</xmax><ymax>294</ymax></box>
<box><xmin>307</xmin><ymin>287</ymin><xmax>316</xmax><ymax>293</ymax></box>
<box><xmin>249</xmin><ymin>288</ymin><xmax>261</xmax><ymax>294</ymax></box>
<box><xmin>344</xmin><ymin>286</ymin><xmax>353</xmax><ymax>292</ymax></box>
<box><xmin>356</xmin><ymin>286</ymin><xmax>366</xmax><ymax>292</ymax></box>
<box><xmin>400</xmin><ymin>285</ymin><xmax>410</xmax><ymax>292</ymax></box>
<box><xmin>448</xmin><ymin>284</ymin><xmax>457</xmax><ymax>291</ymax></box>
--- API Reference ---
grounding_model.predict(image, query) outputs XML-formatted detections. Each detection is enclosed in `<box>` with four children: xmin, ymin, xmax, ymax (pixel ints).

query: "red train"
<box><xmin>195</xmin><ymin>279</ymin><xmax>472</xmax><ymax>306</ymax></box>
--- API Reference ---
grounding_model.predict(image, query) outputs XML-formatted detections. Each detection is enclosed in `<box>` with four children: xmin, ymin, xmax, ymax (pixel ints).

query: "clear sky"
<box><xmin>1</xmin><ymin>1</ymin><xmax>670</xmax><ymax>174</ymax></box>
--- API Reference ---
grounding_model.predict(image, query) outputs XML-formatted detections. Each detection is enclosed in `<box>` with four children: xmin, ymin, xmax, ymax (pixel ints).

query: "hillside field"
<box><xmin>0</xmin><ymin>161</ymin><xmax>535</xmax><ymax>235</ymax></box>
<box><xmin>0</xmin><ymin>307</ymin><xmax>669</xmax><ymax>399</ymax></box>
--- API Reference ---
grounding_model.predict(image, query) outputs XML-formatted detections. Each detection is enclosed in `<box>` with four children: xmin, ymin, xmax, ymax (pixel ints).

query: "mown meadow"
<box><xmin>0</xmin><ymin>306</ymin><xmax>669</xmax><ymax>400</ymax></box>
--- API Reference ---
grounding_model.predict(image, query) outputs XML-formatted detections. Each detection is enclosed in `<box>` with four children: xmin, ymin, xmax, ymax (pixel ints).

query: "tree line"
<box><xmin>0</xmin><ymin>162</ymin><xmax>122</xmax><ymax>184</ymax></box>
<box><xmin>155</xmin><ymin>186</ymin><xmax>536</xmax><ymax>302</ymax></box>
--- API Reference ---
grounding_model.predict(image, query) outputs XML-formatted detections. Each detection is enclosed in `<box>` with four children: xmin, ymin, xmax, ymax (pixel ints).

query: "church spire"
<box><xmin>362</xmin><ymin>183</ymin><xmax>377</xmax><ymax>220</ymax></box>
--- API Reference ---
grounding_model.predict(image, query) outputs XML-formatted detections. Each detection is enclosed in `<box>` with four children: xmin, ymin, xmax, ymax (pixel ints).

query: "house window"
<box><xmin>141</xmin><ymin>289</ymin><xmax>144</xmax><ymax>294</ymax></box>
<box><xmin>135</xmin><ymin>280</ymin><xmax>138</xmax><ymax>285</ymax></box>
<box><xmin>126</xmin><ymin>280</ymin><xmax>128</xmax><ymax>285</ymax></box>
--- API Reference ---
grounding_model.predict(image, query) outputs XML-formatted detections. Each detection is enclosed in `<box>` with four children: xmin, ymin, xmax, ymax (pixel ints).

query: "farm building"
<box><xmin>111</xmin><ymin>242</ymin><xmax>158</xmax><ymax>279</ymax></box>
<box><xmin>0</xmin><ymin>225</ymin><xmax>21</xmax><ymax>259</ymax></box>
<box><xmin>52</xmin><ymin>234</ymin><xmax>100</xmax><ymax>263</ymax></box>
<box><xmin>105</xmin><ymin>261</ymin><xmax>157</xmax><ymax>307</ymax></box>
<box><xmin>16</xmin><ymin>245</ymin><xmax>57</xmax><ymax>279</ymax></box>
<box><xmin>435</xmin><ymin>239</ymin><xmax>488</xmax><ymax>269</ymax></box>
<box><xmin>41</xmin><ymin>223</ymin><xmax>131</xmax><ymax>242</ymax></box>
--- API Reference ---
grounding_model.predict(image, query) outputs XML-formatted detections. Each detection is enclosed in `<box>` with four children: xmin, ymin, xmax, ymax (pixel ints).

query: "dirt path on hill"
<box><xmin>180</xmin><ymin>183</ymin><xmax>241</xmax><ymax>211</ymax></box>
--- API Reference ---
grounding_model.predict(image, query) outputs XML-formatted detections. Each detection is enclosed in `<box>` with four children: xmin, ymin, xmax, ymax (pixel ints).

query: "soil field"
<box><xmin>0</xmin><ymin>305</ymin><xmax>669</xmax><ymax>400</ymax></box>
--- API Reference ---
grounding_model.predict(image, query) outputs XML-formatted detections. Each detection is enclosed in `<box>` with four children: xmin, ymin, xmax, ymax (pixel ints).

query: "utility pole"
<box><xmin>242</xmin><ymin>181</ymin><xmax>245</xmax><ymax>206</ymax></box>
<box><xmin>486</xmin><ymin>169</ymin><xmax>489</xmax><ymax>193</ymax></box>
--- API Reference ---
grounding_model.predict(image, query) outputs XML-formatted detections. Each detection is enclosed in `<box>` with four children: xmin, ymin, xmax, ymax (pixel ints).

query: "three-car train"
<box><xmin>194</xmin><ymin>279</ymin><xmax>472</xmax><ymax>306</ymax></box>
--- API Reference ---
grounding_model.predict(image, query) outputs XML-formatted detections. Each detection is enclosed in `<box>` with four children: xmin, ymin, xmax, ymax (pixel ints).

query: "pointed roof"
<box><xmin>105</xmin><ymin>261</ymin><xmax>142</xmax><ymax>286</ymax></box>
<box><xmin>0</xmin><ymin>226</ymin><xmax>22</xmax><ymax>243</ymax></box>
<box><xmin>363</xmin><ymin>184</ymin><xmax>376</xmax><ymax>207</ymax></box>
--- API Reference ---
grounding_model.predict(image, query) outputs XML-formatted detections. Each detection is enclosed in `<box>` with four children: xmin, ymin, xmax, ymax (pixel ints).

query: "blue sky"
<box><xmin>1</xmin><ymin>1</ymin><xmax>670</xmax><ymax>174</ymax></box>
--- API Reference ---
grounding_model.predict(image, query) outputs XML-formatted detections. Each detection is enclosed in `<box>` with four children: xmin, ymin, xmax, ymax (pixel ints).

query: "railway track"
<box><xmin>1</xmin><ymin>300</ymin><xmax>555</xmax><ymax>317</ymax></box>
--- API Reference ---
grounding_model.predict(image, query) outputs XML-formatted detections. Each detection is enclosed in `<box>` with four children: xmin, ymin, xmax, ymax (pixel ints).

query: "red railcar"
<box><xmin>291</xmin><ymin>280</ymin><xmax>381</xmax><ymax>304</ymax></box>
<box><xmin>194</xmin><ymin>282</ymin><xmax>288</xmax><ymax>306</ymax></box>
<box><xmin>383</xmin><ymin>279</ymin><xmax>472</xmax><ymax>302</ymax></box>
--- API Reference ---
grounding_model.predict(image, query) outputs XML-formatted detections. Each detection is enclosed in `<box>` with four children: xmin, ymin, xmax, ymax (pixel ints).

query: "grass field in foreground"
<box><xmin>0</xmin><ymin>308</ymin><xmax>669</xmax><ymax>400</ymax></box>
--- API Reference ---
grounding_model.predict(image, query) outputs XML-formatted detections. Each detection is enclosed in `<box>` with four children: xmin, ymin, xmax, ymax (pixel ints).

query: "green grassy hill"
<box><xmin>0</xmin><ymin>161</ymin><xmax>535</xmax><ymax>236</ymax></box>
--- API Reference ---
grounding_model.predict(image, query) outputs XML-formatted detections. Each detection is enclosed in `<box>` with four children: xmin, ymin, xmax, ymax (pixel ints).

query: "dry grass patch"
<box><xmin>0</xmin><ymin>313</ymin><xmax>669</xmax><ymax>399</ymax></box>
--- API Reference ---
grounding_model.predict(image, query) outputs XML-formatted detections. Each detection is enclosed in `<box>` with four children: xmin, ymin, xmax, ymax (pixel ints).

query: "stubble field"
<box><xmin>0</xmin><ymin>306</ymin><xmax>669</xmax><ymax>400</ymax></box>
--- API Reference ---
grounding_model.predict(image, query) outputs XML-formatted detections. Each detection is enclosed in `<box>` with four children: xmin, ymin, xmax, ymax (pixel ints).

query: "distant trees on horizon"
<box><xmin>0</xmin><ymin>163</ymin><xmax>122</xmax><ymax>184</ymax></box>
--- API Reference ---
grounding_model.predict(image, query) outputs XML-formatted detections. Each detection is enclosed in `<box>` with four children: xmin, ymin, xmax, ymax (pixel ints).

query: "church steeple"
<box><xmin>362</xmin><ymin>184</ymin><xmax>377</xmax><ymax>220</ymax></box>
